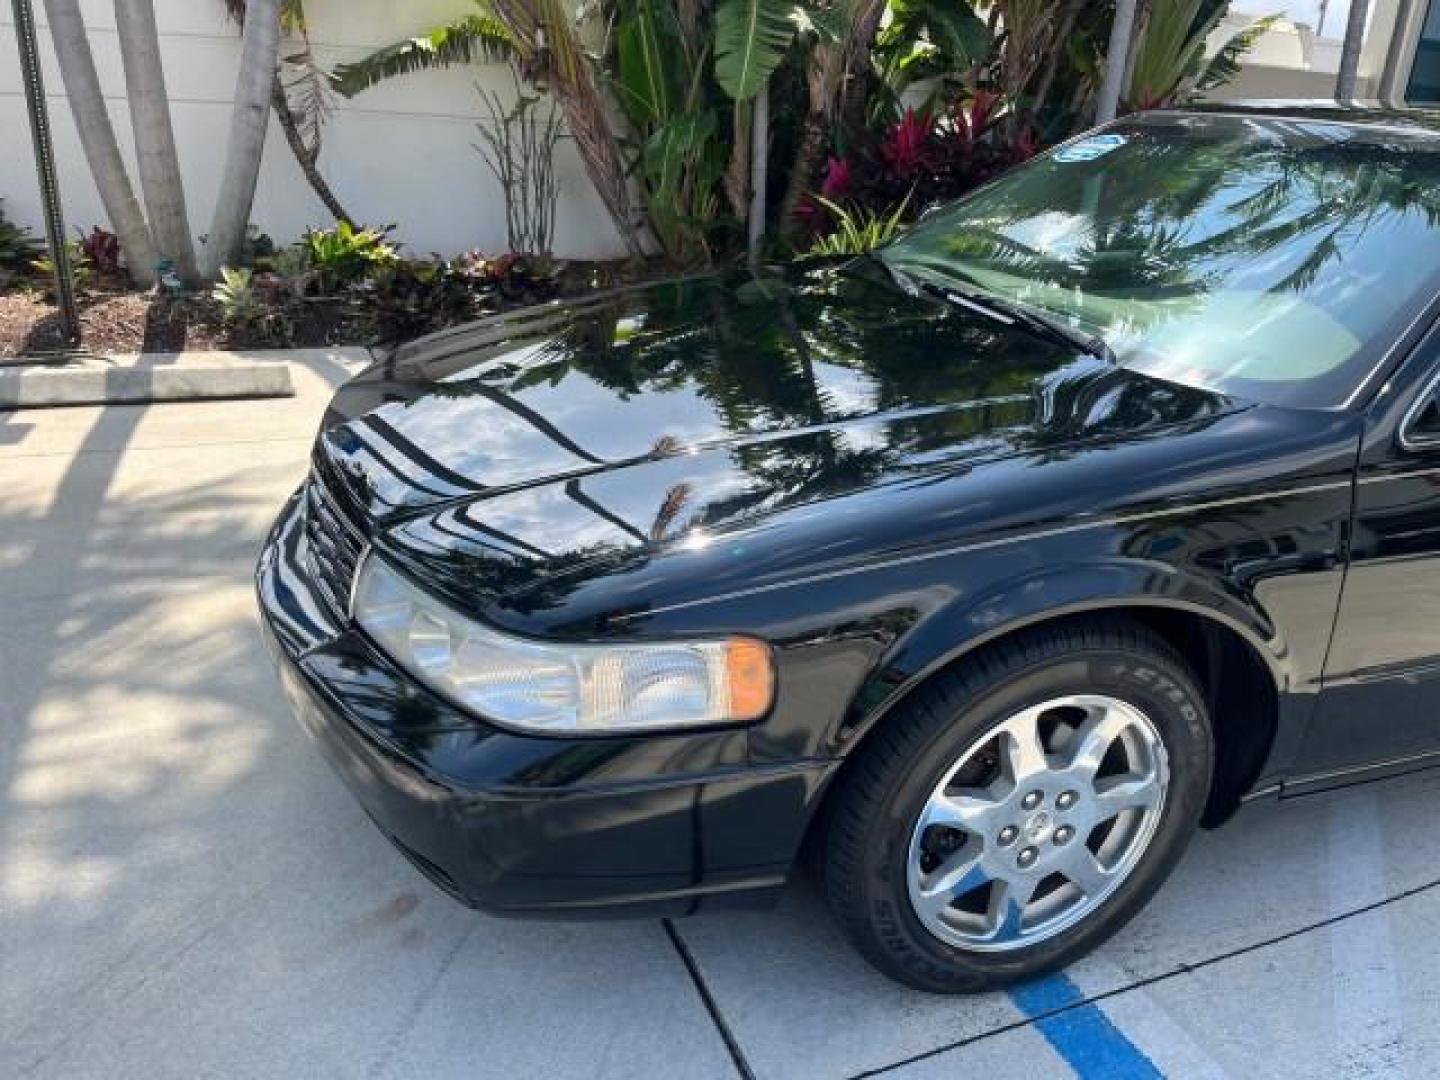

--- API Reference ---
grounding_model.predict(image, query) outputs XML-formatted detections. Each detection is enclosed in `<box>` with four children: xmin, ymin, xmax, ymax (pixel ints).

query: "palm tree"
<box><xmin>221</xmin><ymin>0</ymin><xmax>353</xmax><ymax>226</ymax></box>
<box><xmin>203</xmin><ymin>0</ymin><xmax>283</xmax><ymax>277</ymax></box>
<box><xmin>41</xmin><ymin>0</ymin><xmax>158</xmax><ymax>285</ymax></box>
<box><xmin>114</xmin><ymin>0</ymin><xmax>199</xmax><ymax>283</ymax></box>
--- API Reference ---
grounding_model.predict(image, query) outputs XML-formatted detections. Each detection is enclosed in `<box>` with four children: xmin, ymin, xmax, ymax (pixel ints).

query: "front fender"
<box><xmin>838</xmin><ymin>555</ymin><xmax>1302</xmax><ymax>754</ymax></box>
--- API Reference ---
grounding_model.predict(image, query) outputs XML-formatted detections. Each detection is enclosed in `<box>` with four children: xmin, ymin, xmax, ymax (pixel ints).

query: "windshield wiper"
<box><xmin>922</xmin><ymin>281</ymin><xmax>1116</xmax><ymax>364</ymax></box>
<box><xmin>874</xmin><ymin>257</ymin><xmax>1114</xmax><ymax>364</ymax></box>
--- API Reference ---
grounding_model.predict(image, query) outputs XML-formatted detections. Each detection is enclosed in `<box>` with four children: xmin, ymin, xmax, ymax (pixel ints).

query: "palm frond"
<box><xmin>331</xmin><ymin>14</ymin><xmax>515</xmax><ymax>98</ymax></box>
<box><xmin>281</xmin><ymin>47</ymin><xmax>334</xmax><ymax>159</ymax></box>
<box><xmin>1192</xmin><ymin>14</ymin><xmax>1280</xmax><ymax>97</ymax></box>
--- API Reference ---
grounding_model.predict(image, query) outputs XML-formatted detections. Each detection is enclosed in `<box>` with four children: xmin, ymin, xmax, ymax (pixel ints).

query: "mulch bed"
<box><xmin>1</xmin><ymin>259</ymin><xmax>669</xmax><ymax>360</ymax></box>
<box><xmin>0</xmin><ymin>289</ymin><xmax>365</xmax><ymax>358</ymax></box>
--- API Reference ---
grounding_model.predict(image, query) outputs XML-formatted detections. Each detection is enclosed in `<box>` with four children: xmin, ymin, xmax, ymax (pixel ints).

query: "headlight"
<box><xmin>352</xmin><ymin>555</ymin><xmax>775</xmax><ymax>734</ymax></box>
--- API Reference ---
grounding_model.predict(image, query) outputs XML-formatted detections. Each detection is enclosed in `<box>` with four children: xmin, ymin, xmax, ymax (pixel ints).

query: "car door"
<box><xmin>1299</xmin><ymin>328</ymin><xmax>1440</xmax><ymax>786</ymax></box>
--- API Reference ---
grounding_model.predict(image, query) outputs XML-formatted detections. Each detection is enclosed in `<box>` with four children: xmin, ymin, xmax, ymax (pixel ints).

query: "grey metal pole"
<box><xmin>747</xmin><ymin>80</ymin><xmax>770</xmax><ymax>266</ymax></box>
<box><xmin>1095</xmin><ymin>0</ymin><xmax>1138</xmax><ymax>124</ymax></box>
<box><xmin>1338</xmin><ymin>0</ymin><xmax>1374</xmax><ymax>101</ymax></box>
<box><xmin>12</xmin><ymin>0</ymin><xmax>80</xmax><ymax>348</ymax></box>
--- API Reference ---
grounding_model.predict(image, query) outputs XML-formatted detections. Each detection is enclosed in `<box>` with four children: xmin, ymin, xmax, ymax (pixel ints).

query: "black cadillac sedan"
<box><xmin>259</xmin><ymin>103</ymin><xmax>1440</xmax><ymax>992</ymax></box>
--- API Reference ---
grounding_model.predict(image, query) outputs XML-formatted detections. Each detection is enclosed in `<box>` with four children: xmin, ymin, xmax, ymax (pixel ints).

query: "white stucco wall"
<box><xmin>0</xmin><ymin>0</ymin><xmax>629</xmax><ymax>261</ymax></box>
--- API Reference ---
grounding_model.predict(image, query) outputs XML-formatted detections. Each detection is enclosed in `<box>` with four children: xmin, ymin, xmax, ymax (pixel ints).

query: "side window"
<box><xmin>1409</xmin><ymin>0</ymin><xmax>1440</xmax><ymax>104</ymax></box>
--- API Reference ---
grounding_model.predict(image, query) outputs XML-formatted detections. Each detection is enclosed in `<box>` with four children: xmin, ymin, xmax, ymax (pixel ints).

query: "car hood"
<box><xmin>315</xmin><ymin>261</ymin><xmax>1240</xmax><ymax>615</ymax></box>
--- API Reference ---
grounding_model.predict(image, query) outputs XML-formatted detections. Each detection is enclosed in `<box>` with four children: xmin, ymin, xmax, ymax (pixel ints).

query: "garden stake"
<box><xmin>12</xmin><ymin>0</ymin><xmax>81</xmax><ymax>350</ymax></box>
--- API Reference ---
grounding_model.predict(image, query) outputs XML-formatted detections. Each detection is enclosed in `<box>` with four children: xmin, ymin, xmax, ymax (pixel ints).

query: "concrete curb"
<box><xmin>0</xmin><ymin>351</ymin><xmax>298</xmax><ymax>408</ymax></box>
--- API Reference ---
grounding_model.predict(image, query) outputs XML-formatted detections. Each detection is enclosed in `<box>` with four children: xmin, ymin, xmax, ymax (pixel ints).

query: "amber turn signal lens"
<box><xmin>725</xmin><ymin>638</ymin><xmax>775</xmax><ymax>721</ymax></box>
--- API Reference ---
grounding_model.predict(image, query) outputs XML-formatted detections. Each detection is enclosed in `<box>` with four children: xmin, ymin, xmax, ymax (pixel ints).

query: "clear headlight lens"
<box><xmin>352</xmin><ymin>555</ymin><xmax>774</xmax><ymax>734</ymax></box>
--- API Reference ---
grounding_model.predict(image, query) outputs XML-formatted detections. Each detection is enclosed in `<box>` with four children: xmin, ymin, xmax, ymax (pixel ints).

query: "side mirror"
<box><xmin>1400</xmin><ymin>381</ymin><xmax>1440</xmax><ymax>451</ymax></box>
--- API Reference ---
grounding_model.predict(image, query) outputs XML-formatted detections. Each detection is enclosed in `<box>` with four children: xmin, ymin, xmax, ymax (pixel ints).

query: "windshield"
<box><xmin>882</xmin><ymin>112</ymin><xmax>1440</xmax><ymax>408</ymax></box>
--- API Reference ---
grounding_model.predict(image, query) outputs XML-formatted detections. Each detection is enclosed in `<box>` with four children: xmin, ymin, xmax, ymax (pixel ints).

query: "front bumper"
<box><xmin>257</xmin><ymin>490</ymin><xmax>835</xmax><ymax>917</ymax></box>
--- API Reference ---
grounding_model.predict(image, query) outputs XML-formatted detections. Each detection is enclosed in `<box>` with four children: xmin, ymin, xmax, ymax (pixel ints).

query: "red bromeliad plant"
<box><xmin>955</xmin><ymin>89</ymin><xmax>1002</xmax><ymax>146</ymax></box>
<box><xmin>796</xmin><ymin>154</ymin><xmax>856</xmax><ymax>235</ymax></box>
<box><xmin>798</xmin><ymin>90</ymin><xmax>1042</xmax><ymax>249</ymax></box>
<box><xmin>880</xmin><ymin>107</ymin><xmax>939</xmax><ymax>180</ymax></box>
<box><xmin>820</xmin><ymin>156</ymin><xmax>853</xmax><ymax>200</ymax></box>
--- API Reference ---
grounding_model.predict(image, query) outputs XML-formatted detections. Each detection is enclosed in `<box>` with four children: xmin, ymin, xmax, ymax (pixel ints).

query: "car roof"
<box><xmin>1180</xmin><ymin>99</ymin><xmax>1440</xmax><ymax>138</ymax></box>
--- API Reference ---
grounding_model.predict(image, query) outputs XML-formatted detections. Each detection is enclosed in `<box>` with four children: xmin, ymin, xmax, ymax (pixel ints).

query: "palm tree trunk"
<box><xmin>42</xmin><ymin>0</ymin><xmax>157</xmax><ymax>286</ymax></box>
<box><xmin>114</xmin><ymin>0</ymin><xmax>198</xmax><ymax>284</ymax></box>
<box><xmin>202</xmin><ymin>0</ymin><xmax>282</xmax><ymax>278</ymax></box>
<box><xmin>1337</xmin><ymin>0</ymin><xmax>1372</xmax><ymax>101</ymax></box>
<box><xmin>776</xmin><ymin>114</ymin><xmax>826</xmax><ymax>244</ymax></box>
<box><xmin>271</xmin><ymin>73</ymin><xmax>352</xmax><ymax>225</ymax></box>
<box><xmin>223</xmin><ymin>0</ymin><xmax>352</xmax><ymax>227</ymax></box>
<box><xmin>1030</xmin><ymin>0</ymin><xmax>1085</xmax><ymax>123</ymax></box>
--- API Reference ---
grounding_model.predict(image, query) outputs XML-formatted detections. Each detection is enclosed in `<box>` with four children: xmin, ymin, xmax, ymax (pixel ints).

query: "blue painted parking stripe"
<box><xmin>1009</xmin><ymin>974</ymin><xmax>1162</xmax><ymax>1079</ymax></box>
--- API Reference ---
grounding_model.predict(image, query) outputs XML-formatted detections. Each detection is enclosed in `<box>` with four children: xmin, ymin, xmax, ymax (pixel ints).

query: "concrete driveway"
<box><xmin>3</xmin><ymin>351</ymin><xmax>1438</xmax><ymax>1079</ymax></box>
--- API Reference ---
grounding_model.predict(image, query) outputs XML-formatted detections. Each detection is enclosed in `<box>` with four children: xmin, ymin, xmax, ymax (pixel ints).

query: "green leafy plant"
<box><xmin>712</xmin><ymin>0</ymin><xmax>803</xmax><ymax>102</ymax></box>
<box><xmin>213</xmin><ymin>264</ymin><xmax>295</xmax><ymax>342</ymax></box>
<box><xmin>805</xmin><ymin>193</ymin><xmax>910</xmax><ymax>256</ymax></box>
<box><xmin>31</xmin><ymin>238</ymin><xmax>94</xmax><ymax>294</ymax></box>
<box><xmin>242</xmin><ymin>224</ymin><xmax>278</xmax><ymax>269</ymax></box>
<box><xmin>213</xmin><ymin>266</ymin><xmax>261</xmax><ymax>324</ymax></box>
<box><xmin>363</xmin><ymin>259</ymin><xmax>482</xmax><ymax>344</ymax></box>
<box><xmin>1192</xmin><ymin>13</ymin><xmax>1280</xmax><ymax>99</ymax></box>
<box><xmin>299</xmin><ymin>221</ymin><xmax>399</xmax><ymax>291</ymax></box>
<box><xmin>612</xmin><ymin>0</ymin><xmax>733</xmax><ymax>262</ymax></box>
<box><xmin>1127</xmin><ymin>1</ymin><xmax>1275</xmax><ymax>109</ymax></box>
<box><xmin>264</xmin><ymin>245</ymin><xmax>316</xmax><ymax>300</ymax></box>
<box><xmin>0</xmin><ymin>200</ymin><xmax>45</xmax><ymax>286</ymax></box>
<box><xmin>454</xmin><ymin>250</ymin><xmax>562</xmax><ymax>302</ymax></box>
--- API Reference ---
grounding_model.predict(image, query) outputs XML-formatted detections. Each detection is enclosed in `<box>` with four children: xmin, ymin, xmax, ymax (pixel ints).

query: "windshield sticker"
<box><xmin>1054</xmin><ymin>133</ymin><xmax>1127</xmax><ymax>163</ymax></box>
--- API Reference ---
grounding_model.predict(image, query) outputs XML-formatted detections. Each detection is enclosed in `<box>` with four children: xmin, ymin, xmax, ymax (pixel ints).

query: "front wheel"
<box><xmin>822</xmin><ymin>618</ymin><xmax>1212</xmax><ymax>993</ymax></box>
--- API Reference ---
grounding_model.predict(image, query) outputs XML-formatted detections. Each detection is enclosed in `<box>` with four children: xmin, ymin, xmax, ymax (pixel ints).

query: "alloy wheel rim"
<box><xmin>905</xmin><ymin>694</ymin><xmax>1170</xmax><ymax>953</ymax></box>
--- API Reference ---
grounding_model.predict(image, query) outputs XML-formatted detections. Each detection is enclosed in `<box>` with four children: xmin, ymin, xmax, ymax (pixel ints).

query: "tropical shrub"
<box><xmin>212</xmin><ymin>266</ymin><xmax>263</xmax><ymax>327</ymax></box>
<box><xmin>0</xmin><ymin>200</ymin><xmax>45</xmax><ymax>286</ymax></box>
<box><xmin>77</xmin><ymin>226</ymin><xmax>123</xmax><ymax>279</ymax></box>
<box><xmin>31</xmin><ymin>238</ymin><xmax>94</xmax><ymax>295</ymax></box>
<box><xmin>362</xmin><ymin>259</ymin><xmax>481</xmax><ymax>344</ymax></box>
<box><xmin>1127</xmin><ymin>1</ymin><xmax>1280</xmax><ymax>109</ymax></box>
<box><xmin>806</xmin><ymin>194</ymin><xmax>911</xmax><ymax>256</ymax></box>
<box><xmin>262</xmin><ymin>245</ymin><xmax>316</xmax><ymax>300</ymax></box>
<box><xmin>300</xmin><ymin>221</ymin><xmax>399</xmax><ymax>291</ymax></box>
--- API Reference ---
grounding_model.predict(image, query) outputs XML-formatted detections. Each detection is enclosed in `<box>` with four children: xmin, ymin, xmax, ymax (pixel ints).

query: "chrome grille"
<box><xmin>303</xmin><ymin>476</ymin><xmax>366</xmax><ymax>621</ymax></box>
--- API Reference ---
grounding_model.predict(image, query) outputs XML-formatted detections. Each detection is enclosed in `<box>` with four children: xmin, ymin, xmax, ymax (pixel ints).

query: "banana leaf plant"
<box><xmin>613</xmin><ymin>0</ymin><xmax>724</xmax><ymax>261</ymax></box>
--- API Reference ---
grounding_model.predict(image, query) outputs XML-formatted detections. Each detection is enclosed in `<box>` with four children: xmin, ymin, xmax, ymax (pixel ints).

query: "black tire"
<box><xmin>821</xmin><ymin>616</ymin><xmax>1212</xmax><ymax>993</ymax></box>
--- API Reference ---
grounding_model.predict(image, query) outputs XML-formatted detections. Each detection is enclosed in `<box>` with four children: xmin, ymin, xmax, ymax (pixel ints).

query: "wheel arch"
<box><xmin>826</xmin><ymin>581</ymin><xmax>1287</xmax><ymax>834</ymax></box>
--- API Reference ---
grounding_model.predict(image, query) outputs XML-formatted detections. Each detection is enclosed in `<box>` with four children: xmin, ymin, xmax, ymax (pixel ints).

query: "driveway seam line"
<box><xmin>844</xmin><ymin>872</ymin><xmax>1440</xmax><ymax>1079</ymax></box>
<box><xmin>661</xmin><ymin>919</ymin><xmax>757</xmax><ymax>1080</ymax></box>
